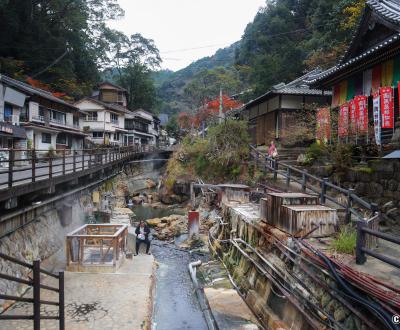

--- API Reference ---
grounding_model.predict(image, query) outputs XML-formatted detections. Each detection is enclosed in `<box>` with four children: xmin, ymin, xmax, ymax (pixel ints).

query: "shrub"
<box><xmin>331</xmin><ymin>225</ymin><xmax>356</xmax><ymax>254</ymax></box>
<box><xmin>305</xmin><ymin>142</ymin><xmax>328</xmax><ymax>164</ymax></box>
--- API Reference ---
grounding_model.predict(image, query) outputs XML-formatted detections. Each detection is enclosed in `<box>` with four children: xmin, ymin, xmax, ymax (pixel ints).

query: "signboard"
<box><xmin>379</xmin><ymin>87</ymin><xmax>394</xmax><ymax>129</ymax></box>
<box><xmin>316</xmin><ymin>108</ymin><xmax>331</xmax><ymax>143</ymax></box>
<box><xmin>373</xmin><ymin>92</ymin><xmax>381</xmax><ymax>145</ymax></box>
<box><xmin>0</xmin><ymin>124</ymin><xmax>13</xmax><ymax>134</ymax></box>
<box><xmin>355</xmin><ymin>95</ymin><xmax>368</xmax><ymax>134</ymax></box>
<box><xmin>349</xmin><ymin>99</ymin><xmax>358</xmax><ymax>135</ymax></box>
<box><xmin>338</xmin><ymin>103</ymin><xmax>349</xmax><ymax>137</ymax></box>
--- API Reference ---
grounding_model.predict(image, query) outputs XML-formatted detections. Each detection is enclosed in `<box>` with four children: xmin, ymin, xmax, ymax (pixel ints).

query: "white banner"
<box><xmin>373</xmin><ymin>93</ymin><xmax>381</xmax><ymax>145</ymax></box>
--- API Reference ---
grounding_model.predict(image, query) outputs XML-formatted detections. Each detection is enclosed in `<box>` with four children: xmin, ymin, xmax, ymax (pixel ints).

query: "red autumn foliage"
<box><xmin>26</xmin><ymin>77</ymin><xmax>66</xmax><ymax>99</ymax></box>
<box><xmin>191</xmin><ymin>95</ymin><xmax>243</xmax><ymax>128</ymax></box>
<box><xmin>206</xmin><ymin>95</ymin><xmax>243</xmax><ymax>114</ymax></box>
<box><xmin>177</xmin><ymin>112</ymin><xmax>193</xmax><ymax>130</ymax></box>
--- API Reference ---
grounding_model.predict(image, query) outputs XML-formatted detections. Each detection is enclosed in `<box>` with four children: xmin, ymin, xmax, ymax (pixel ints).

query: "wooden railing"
<box><xmin>0</xmin><ymin>252</ymin><xmax>64</xmax><ymax>330</ymax></box>
<box><xmin>66</xmin><ymin>224</ymin><xmax>128</xmax><ymax>268</ymax></box>
<box><xmin>0</xmin><ymin>145</ymin><xmax>157</xmax><ymax>189</ymax></box>
<box><xmin>249</xmin><ymin>145</ymin><xmax>378</xmax><ymax>222</ymax></box>
<box><xmin>250</xmin><ymin>145</ymin><xmax>400</xmax><ymax>269</ymax></box>
<box><xmin>356</xmin><ymin>216</ymin><xmax>400</xmax><ymax>268</ymax></box>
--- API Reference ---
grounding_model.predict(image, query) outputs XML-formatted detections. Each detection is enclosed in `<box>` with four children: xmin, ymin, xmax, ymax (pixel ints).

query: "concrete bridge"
<box><xmin>0</xmin><ymin>146</ymin><xmax>172</xmax><ymax>209</ymax></box>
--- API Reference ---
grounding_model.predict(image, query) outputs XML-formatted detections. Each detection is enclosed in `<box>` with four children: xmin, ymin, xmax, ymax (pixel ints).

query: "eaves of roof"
<box><xmin>0</xmin><ymin>74</ymin><xmax>78</xmax><ymax>110</ymax></box>
<box><xmin>306</xmin><ymin>33</ymin><xmax>400</xmax><ymax>87</ymax></box>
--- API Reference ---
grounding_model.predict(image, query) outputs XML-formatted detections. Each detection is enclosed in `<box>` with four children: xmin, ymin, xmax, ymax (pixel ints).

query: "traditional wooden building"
<box><xmin>240</xmin><ymin>70</ymin><xmax>331</xmax><ymax>146</ymax></box>
<box><xmin>307</xmin><ymin>0</ymin><xmax>400</xmax><ymax>146</ymax></box>
<box><xmin>0</xmin><ymin>74</ymin><xmax>85</xmax><ymax>156</ymax></box>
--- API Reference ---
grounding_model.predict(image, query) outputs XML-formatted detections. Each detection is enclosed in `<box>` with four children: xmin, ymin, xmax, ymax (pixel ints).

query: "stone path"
<box><xmin>0</xmin><ymin>255</ymin><xmax>155</xmax><ymax>330</ymax></box>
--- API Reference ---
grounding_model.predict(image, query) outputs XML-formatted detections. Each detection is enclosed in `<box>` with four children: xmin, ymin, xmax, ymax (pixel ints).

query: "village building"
<box><xmin>0</xmin><ymin>74</ymin><xmax>85</xmax><ymax>160</ymax></box>
<box><xmin>240</xmin><ymin>70</ymin><xmax>331</xmax><ymax>146</ymax></box>
<box><xmin>75</xmin><ymin>82</ymin><xmax>130</xmax><ymax>146</ymax></box>
<box><xmin>124</xmin><ymin>109</ymin><xmax>160</xmax><ymax>146</ymax></box>
<box><xmin>306</xmin><ymin>0</ymin><xmax>400</xmax><ymax>147</ymax></box>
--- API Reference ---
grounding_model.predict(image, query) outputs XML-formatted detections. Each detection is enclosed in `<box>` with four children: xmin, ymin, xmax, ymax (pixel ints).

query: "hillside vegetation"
<box><xmin>155</xmin><ymin>0</ymin><xmax>364</xmax><ymax>114</ymax></box>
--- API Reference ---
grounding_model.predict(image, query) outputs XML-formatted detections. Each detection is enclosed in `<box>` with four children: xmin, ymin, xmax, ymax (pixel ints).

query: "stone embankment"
<box><xmin>209</xmin><ymin>199</ymin><xmax>384</xmax><ymax>329</ymax></box>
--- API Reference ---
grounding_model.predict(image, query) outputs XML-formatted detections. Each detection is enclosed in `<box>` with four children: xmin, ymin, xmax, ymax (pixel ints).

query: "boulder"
<box><xmin>146</xmin><ymin>179</ymin><xmax>157</xmax><ymax>189</ymax></box>
<box><xmin>146</xmin><ymin>218</ymin><xmax>162</xmax><ymax>227</ymax></box>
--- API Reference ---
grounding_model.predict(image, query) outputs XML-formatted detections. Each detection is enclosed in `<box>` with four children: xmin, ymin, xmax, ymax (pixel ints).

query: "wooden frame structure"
<box><xmin>66</xmin><ymin>224</ymin><xmax>128</xmax><ymax>272</ymax></box>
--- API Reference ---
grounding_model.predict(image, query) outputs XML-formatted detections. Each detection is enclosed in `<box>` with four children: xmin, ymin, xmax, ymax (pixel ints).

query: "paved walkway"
<box><xmin>0</xmin><ymin>255</ymin><xmax>155</xmax><ymax>330</ymax></box>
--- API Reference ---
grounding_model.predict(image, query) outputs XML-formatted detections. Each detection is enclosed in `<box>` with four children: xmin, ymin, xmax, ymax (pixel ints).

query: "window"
<box><xmin>20</xmin><ymin>104</ymin><xmax>28</xmax><ymax>122</ymax></box>
<box><xmin>111</xmin><ymin>113</ymin><xmax>118</xmax><ymax>124</ymax></box>
<box><xmin>87</xmin><ymin>112</ymin><xmax>98</xmax><ymax>121</ymax></box>
<box><xmin>113</xmin><ymin>133</ymin><xmax>119</xmax><ymax>141</ymax></box>
<box><xmin>56</xmin><ymin>133</ymin><xmax>66</xmax><ymax>145</ymax></box>
<box><xmin>42</xmin><ymin>133</ymin><xmax>52</xmax><ymax>144</ymax></box>
<box><xmin>38</xmin><ymin>106</ymin><xmax>45</xmax><ymax>121</ymax></box>
<box><xmin>51</xmin><ymin>110</ymin><xmax>66</xmax><ymax>124</ymax></box>
<box><xmin>73</xmin><ymin>116</ymin><xmax>79</xmax><ymax>127</ymax></box>
<box><xmin>4</xmin><ymin>103</ymin><xmax>13</xmax><ymax>122</ymax></box>
<box><xmin>92</xmin><ymin>132</ymin><xmax>104</xmax><ymax>138</ymax></box>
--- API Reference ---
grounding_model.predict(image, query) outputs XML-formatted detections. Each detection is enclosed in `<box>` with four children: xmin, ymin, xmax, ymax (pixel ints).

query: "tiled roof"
<box><xmin>306</xmin><ymin>1</ymin><xmax>400</xmax><ymax>86</ymax></box>
<box><xmin>75</xmin><ymin>97</ymin><xmax>132</xmax><ymax>114</ymax></box>
<box><xmin>244</xmin><ymin>69</ymin><xmax>330</xmax><ymax>109</ymax></box>
<box><xmin>367</xmin><ymin>0</ymin><xmax>400</xmax><ymax>25</ymax></box>
<box><xmin>0</xmin><ymin>74</ymin><xmax>78</xmax><ymax>110</ymax></box>
<box><xmin>305</xmin><ymin>33</ymin><xmax>400</xmax><ymax>84</ymax></box>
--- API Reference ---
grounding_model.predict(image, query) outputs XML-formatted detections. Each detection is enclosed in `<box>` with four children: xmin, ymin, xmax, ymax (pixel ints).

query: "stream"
<box><xmin>130</xmin><ymin>205</ymin><xmax>208</xmax><ymax>330</ymax></box>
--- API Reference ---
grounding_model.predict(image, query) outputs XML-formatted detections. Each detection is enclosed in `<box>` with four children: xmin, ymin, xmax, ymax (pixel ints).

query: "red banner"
<box><xmin>355</xmin><ymin>95</ymin><xmax>368</xmax><ymax>134</ymax></box>
<box><xmin>338</xmin><ymin>103</ymin><xmax>349</xmax><ymax>137</ymax></box>
<box><xmin>380</xmin><ymin>87</ymin><xmax>394</xmax><ymax>129</ymax></box>
<box><xmin>349</xmin><ymin>99</ymin><xmax>358</xmax><ymax>135</ymax></box>
<box><xmin>316</xmin><ymin>108</ymin><xmax>331</xmax><ymax>142</ymax></box>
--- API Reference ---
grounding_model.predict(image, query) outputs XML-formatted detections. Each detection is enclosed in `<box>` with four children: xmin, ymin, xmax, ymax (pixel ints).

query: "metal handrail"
<box><xmin>0</xmin><ymin>252</ymin><xmax>65</xmax><ymax>329</ymax></box>
<box><xmin>249</xmin><ymin>145</ymin><xmax>377</xmax><ymax>222</ymax></box>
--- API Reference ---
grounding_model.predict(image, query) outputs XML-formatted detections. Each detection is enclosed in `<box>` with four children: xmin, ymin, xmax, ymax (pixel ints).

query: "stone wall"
<box><xmin>211</xmin><ymin>201</ymin><xmax>371</xmax><ymax>330</ymax></box>
<box><xmin>0</xmin><ymin>195</ymin><xmax>89</xmax><ymax>311</ymax></box>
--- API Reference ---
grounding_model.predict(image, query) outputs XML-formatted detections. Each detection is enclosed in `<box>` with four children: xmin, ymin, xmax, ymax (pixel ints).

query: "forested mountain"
<box><xmin>153</xmin><ymin>42</ymin><xmax>240</xmax><ymax>115</ymax></box>
<box><xmin>156</xmin><ymin>0</ymin><xmax>364</xmax><ymax>115</ymax></box>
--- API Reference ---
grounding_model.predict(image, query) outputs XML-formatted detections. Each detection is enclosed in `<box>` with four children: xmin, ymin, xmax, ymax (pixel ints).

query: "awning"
<box><xmin>0</xmin><ymin>123</ymin><xmax>27</xmax><ymax>139</ymax></box>
<box><xmin>383</xmin><ymin>150</ymin><xmax>400</xmax><ymax>159</ymax></box>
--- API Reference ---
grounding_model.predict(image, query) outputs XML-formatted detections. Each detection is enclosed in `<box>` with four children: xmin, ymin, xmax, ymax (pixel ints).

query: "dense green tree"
<box><xmin>0</xmin><ymin>0</ymin><xmax>124</xmax><ymax>97</ymax></box>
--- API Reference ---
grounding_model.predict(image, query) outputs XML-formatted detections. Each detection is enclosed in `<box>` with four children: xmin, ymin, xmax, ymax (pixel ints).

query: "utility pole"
<box><xmin>219</xmin><ymin>88</ymin><xmax>223</xmax><ymax>124</ymax></box>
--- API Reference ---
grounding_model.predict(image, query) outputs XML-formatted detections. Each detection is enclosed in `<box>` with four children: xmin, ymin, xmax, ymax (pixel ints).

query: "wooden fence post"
<box><xmin>8</xmin><ymin>149</ymin><xmax>14</xmax><ymax>188</ymax></box>
<box><xmin>273</xmin><ymin>160</ymin><xmax>278</xmax><ymax>181</ymax></box>
<box><xmin>59</xmin><ymin>271</ymin><xmax>65</xmax><ymax>330</ymax></box>
<box><xmin>286</xmin><ymin>167</ymin><xmax>291</xmax><ymax>186</ymax></box>
<box><xmin>82</xmin><ymin>151</ymin><xmax>85</xmax><ymax>170</ymax></box>
<box><xmin>320</xmin><ymin>177</ymin><xmax>328</xmax><ymax>204</ymax></box>
<box><xmin>62</xmin><ymin>149</ymin><xmax>66</xmax><ymax>175</ymax></box>
<box><xmin>32</xmin><ymin>149</ymin><xmax>36</xmax><ymax>183</ymax></box>
<box><xmin>345</xmin><ymin>188</ymin><xmax>354</xmax><ymax>224</ymax></box>
<box><xmin>73</xmin><ymin>151</ymin><xmax>76</xmax><ymax>173</ymax></box>
<box><xmin>356</xmin><ymin>220</ymin><xmax>367</xmax><ymax>264</ymax></box>
<box><xmin>49</xmin><ymin>154</ymin><xmax>53</xmax><ymax>179</ymax></box>
<box><xmin>301</xmin><ymin>170</ymin><xmax>307</xmax><ymax>191</ymax></box>
<box><xmin>33</xmin><ymin>259</ymin><xmax>41</xmax><ymax>330</ymax></box>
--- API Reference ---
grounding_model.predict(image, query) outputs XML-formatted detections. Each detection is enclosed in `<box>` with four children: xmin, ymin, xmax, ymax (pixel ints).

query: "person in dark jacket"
<box><xmin>135</xmin><ymin>220</ymin><xmax>151</xmax><ymax>255</ymax></box>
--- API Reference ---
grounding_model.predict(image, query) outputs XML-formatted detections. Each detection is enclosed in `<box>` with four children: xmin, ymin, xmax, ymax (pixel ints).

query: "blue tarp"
<box><xmin>383</xmin><ymin>150</ymin><xmax>400</xmax><ymax>159</ymax></box>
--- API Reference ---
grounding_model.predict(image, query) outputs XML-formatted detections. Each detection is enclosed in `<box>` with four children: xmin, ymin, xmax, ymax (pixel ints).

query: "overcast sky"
<box><xmin>108</xmin><ymin>0</ymin><xmax>266</xmax><ymax>71</ymax></box>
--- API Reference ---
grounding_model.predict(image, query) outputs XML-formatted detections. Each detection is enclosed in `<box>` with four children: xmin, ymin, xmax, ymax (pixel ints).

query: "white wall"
<box><xmin>281</xmin><ymin>95</ymin><xmax>302</xmax><ymax>109</ymax></box>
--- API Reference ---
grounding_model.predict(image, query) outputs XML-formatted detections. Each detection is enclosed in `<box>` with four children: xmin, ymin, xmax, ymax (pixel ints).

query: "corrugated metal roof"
<box><xmin>0</xmin><ymin>74</ymin><xmax>78</xmax><ymax>110</ymax></box>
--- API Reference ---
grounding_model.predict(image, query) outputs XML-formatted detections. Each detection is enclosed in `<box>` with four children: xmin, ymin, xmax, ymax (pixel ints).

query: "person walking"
<box><xmin>135</xmin><ymin>220</ymin><xmax>151</xmax><ymax>255</ymax></box>
<box><xmin>268</xmin><ymin>140</ymin><xmax>278</xmax><ymax>159</ymax></box>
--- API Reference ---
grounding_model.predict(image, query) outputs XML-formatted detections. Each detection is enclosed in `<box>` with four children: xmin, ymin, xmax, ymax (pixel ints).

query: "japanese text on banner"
<box><xmin>379</xmin><ymin>87</ymin><xmax>394</xmax><ymax>129</ymax></box>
